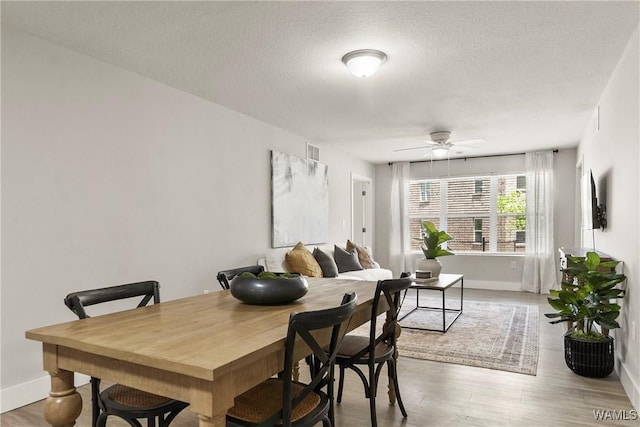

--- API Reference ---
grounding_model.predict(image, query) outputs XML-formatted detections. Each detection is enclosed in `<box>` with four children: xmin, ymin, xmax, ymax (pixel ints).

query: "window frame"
<box><xmin>409</xmin><ymin>173</ymin><xmax>526</xmax><ymax>255</ymax></box>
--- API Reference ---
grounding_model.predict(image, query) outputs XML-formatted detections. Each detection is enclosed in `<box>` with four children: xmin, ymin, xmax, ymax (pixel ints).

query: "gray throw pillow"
<box><xmin>313</xmin><ymin>247</ymin><xmax>339</xmax><ymax>277</ymax></box>
<box><xmin>334</xmin><ymin>245</ymin><xmax>363</xmax><ymax>273</ymax></box>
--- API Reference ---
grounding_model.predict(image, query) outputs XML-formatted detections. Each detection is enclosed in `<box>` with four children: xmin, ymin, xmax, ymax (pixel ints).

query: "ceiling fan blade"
<box><xmin>393</xmin><ymin>146</ymin><xmax>428</xmax><ymax>152</ymax></box>
<box><xmin>395</xmin><ymin>136</ymin><xmax>483</xmax><ymax>154</ymax></box>
<box><xmin>451</xmin><ymin>144</ymin><xmax>480</xmax><ymax>149</ymax></box>
<box><xmin>450</xmin><ymin>138</ymin><xmax>485</xmax><ymax>146</ymax></box>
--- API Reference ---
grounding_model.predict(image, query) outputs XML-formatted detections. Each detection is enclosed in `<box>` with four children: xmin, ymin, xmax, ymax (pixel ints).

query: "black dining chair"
<box><xmin>334</xmin><ymin>277</ymin><xmax>412</xmax><ymax>427</ymax></box>
<box><xmin>64</xmin><ymin>281</ymin><xmax>189</xmax><ymax>427</ymax></box>
<box><xmin>226</xmin><ymin>292</ymin><xmax>358</xmax><ymax>427</ymax></box>
<box><xmin>216</xmin><ymin>265</ymin><xmax>265</xmax><ymax>290</ymax></box>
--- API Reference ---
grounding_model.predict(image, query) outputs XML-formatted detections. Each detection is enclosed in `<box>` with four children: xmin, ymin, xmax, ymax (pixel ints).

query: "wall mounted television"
<box><xmin>581</xmin><ymin>169</ymin><xmax>606</xmax><ymax>230</ymax></box>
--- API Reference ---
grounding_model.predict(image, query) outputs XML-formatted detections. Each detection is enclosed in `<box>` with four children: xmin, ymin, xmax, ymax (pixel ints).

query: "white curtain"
<box><xmin>389</xmin><ymin>162</ymin><xmax>411</xmax><ymax>276</ymax></box>
<box><xmin>521</xmin><ymin>151</ymin><xmax>557</xmax><ymax>293</ymax></box>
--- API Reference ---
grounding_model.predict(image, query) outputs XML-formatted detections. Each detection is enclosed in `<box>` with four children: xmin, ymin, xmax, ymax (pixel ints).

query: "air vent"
<box><xmin>306</xmin><ymin>142</ymin><xmax>320</xmax><ymax>162</ymax></box>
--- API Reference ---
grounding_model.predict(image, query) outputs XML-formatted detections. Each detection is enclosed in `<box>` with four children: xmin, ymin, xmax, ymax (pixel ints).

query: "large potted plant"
<box><xmin>414</xmin><ymin>220</ymin><xmax>454</xmax><ymax>278</ymax></box>
<box><xmin>545</xmin><ymin>251</ymin><xmax>626</xmax><ymax>377</ymax></box>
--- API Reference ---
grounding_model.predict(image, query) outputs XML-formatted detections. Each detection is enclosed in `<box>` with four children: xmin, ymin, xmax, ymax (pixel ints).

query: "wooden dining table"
<box><xmin>26</xmin><ymin>278</ymin><xmax>395</xmax><ymax>427</ymax></box>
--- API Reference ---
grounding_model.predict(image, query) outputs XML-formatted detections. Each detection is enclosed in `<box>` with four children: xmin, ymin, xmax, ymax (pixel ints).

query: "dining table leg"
<box><xmin>293</xmin><ymin>360</ymin><xmax>300</xmax><ymax>382</ymax></box>
<box><xmin>383</xmin><ymin>312</ymin><xmax>401</xmax><ymax>405</ymax></box>
<box><xmin>42</xmin><ymin>369</ymin><xmax>82</xmax><ymax>427</ymax></box>
<box><xmin>194</xmin><ymin>374</ymin><xmax>236</xmax><ymax>427</ymax></box>
<box><xmin>198</xmin><ymin>413</ymin><xmax>226</xmax><ymax>427</ymax></box>
<box><xmin>41</xmin><ymin>344</ymin><xmax>82</xmax><ymax>427</ymax></box>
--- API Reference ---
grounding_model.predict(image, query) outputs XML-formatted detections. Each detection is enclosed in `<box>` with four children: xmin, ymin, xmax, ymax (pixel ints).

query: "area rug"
<box><xmin>352</xmin><ymin>301</ymin><xmax>539</xmax><ymax>375</ymax></box>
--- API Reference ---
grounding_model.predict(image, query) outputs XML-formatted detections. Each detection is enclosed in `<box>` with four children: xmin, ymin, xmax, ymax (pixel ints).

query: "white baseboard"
<box><xmin>0</xmin><ymin>373</ymin><xmax>90</xmax><ymax>414</ymax></box>
<box><xmin>618</xmin><ymin>359</ymin><xmax>640</xmax><ymax>411</ymax></box>
<box><xmin>464</xmin><ymin>280</ymin><xmax>522</xmax><ymax>292</ymax></box>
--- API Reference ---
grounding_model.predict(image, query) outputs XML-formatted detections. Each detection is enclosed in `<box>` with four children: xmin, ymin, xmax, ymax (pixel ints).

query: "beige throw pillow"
<box><xmin>346</xmin><ymin>240</ymin><xmax>377</xmax><ymax>269</ymax></box>
<box><xmin>285</xmin><ymin>242</ymin><xmax>323</xmax><ymax>277</ymax></box>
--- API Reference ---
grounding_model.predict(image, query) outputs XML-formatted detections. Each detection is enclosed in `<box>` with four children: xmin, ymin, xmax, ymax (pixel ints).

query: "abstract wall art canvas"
<box><xmin>271</xmin><ymin>150</ymin><xmax>329</xmax><ymax>248</ymax></box>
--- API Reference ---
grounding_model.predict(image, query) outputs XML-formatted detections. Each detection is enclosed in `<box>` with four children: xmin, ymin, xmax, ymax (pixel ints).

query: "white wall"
<box><xmin>374</xmin><ymin>148</ymin><xmax>577</xmax><ymax>290</ymax></box>
<box><xmin>0</xmin><ymin>26</ymin><xmax>374</xmax><ymax>411</ymax></box>
<box><xmin>577</xmin><ymin>25</ymin><xmax>639</xmax><ymax>410</ymax></box>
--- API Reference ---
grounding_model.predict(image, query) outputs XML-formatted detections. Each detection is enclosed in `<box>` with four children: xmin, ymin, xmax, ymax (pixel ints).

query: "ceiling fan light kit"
<box><xmin>430</xmin><ymin>131</ymin><xmax>452</xmax><ymax>156</ymax></box>
<box><xmin>431</xmin><ymin>146</ymin><xmax>450</xmax><ymax>157</ymax></box>
<box><xmin>341</xmin><ymin>49</ymin><xmax>387</xmax><ymax>78</ymax></box>
<box><xmin>393</xmin><ymin>130</ymin><xmax>485</xmax><ymax>157</ymax></box>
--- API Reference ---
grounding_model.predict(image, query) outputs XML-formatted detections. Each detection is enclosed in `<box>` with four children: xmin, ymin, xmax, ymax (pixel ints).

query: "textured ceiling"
<box><xmin>2</xmin><ymin>1</ymin><xmax>639</xmax><ymax>163</ymax></box>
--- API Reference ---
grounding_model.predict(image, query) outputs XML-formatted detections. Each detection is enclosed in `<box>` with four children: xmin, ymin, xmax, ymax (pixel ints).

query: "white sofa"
<box><xmin>258</xmin><ymin>243</ymin><xmax>392</xmax><ymax>281</ymax></box>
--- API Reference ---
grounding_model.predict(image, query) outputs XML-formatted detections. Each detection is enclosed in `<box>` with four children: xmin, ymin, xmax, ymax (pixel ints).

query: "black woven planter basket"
<box><xmin>564</xmin><ymin>334</ymin><xmax>614</xmax><ymax>378</ymax></box>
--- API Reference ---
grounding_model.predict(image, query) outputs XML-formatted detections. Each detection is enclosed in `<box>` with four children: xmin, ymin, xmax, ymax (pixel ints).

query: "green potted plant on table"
<box><xmin>413</xmin><ymin>220</ymin><xmax>454</xmax><ymax>278</ymax></box>
<box><xmin>545</xmin><ymin>251</ymin><xmax>626</xmax><ymax>377</ymax></box>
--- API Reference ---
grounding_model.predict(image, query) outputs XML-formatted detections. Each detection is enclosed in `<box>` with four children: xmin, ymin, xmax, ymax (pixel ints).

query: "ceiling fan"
<box><xmin>394</xmin><ymin>131</ymin><xmax>484</xmax><ymax>157</ymax></box>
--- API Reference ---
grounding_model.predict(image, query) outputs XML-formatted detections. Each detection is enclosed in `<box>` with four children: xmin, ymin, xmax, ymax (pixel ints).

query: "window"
<box><xmin>474</xmin><ymin>218</ymin><xmax>483</xmax><ymax>243</ymax></box>
<box><xmin>419</xmin><ymin>182</ymin><xmax>431</xmax><ymax>202</ymax></box>
<box><xmin>474</xmin><ymin>179</ymin><xmax>484</xmax><ymax>193</ymax></box>
<box><xmin>517</xmin><ymin>175</ymin><xmax>526</xmax><ymax>190</ymax></box>
<box><xmin>409</xmin><ymin>174</ymin><xmax>526</xmax><ymax>253</ymax></box>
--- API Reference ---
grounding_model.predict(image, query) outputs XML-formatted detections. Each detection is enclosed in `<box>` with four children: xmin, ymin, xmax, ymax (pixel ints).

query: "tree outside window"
<box><xmin>497</xmin><ymin>176</ymin><xmax>526</xmax><ymax>252</ymax></box>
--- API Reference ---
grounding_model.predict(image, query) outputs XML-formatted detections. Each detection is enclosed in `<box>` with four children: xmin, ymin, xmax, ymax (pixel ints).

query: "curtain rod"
<box><xmin>387</xmin><ymin>149</ymin><xmax>558</xmax><ymax>166</ymax></box>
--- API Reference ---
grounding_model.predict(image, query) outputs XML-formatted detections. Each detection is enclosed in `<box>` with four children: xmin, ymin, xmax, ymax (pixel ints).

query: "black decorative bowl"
<box><xmin>229</xmin><ymin>273</ymin><xmax>309</xmax><ymax>305</ymax></box>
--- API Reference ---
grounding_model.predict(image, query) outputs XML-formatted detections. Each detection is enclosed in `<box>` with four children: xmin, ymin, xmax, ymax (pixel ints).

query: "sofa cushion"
<box><xmin>338</xmin><ymin>268</ymin><xmax>393</xmax><ymax>281</ymax></box>
<box><xmin>346</xmin><ymin>240</ymin><xmax>378</xmax><ymax>269</ymax></box>
<box><xmin>313</xmin><ymin>247</ymin><xmax>339</xmax><ymax>278</ymax></box>
<box><xmin>334</xmin><ymin>245</ymin><xmax>363</xmax><ymax>273</ymax></box>
<box><xmin>285</xmin><ymin>242</ymin><xmax>322</xmax><ymax>277</ymax></box>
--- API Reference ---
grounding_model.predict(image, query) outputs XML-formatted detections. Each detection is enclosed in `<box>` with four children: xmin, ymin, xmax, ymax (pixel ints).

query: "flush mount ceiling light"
<box><xmin>341</xmin><ymin>49</ymin><xmax>387</xmax><ymax>78</ymax></box>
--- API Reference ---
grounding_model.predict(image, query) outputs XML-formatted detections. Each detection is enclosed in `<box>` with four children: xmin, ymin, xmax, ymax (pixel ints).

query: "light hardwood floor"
<box><xmin>2</xmin><ymin>289</ymin><xmax>636</xmax><ymax>427</ymax></box>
